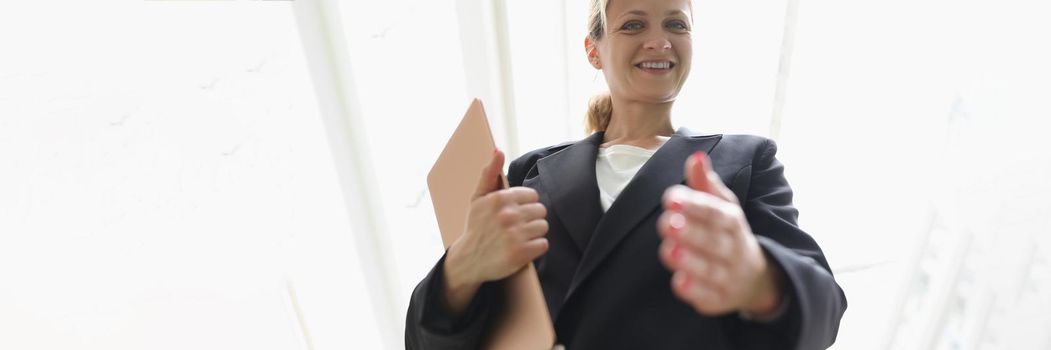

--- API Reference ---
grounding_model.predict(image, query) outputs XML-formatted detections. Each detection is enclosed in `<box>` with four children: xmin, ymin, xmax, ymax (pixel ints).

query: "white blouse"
<box><xmin>595</xmin><ymin>139</ymin><xmax>667</xmax><ymax>211</ymax></box>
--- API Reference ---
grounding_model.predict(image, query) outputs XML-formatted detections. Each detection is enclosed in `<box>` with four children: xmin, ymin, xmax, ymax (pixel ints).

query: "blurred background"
<box><xmin>1</xmin><ymin>0</ymin><xmax>1049</xmax><ymax>349</ymax></box>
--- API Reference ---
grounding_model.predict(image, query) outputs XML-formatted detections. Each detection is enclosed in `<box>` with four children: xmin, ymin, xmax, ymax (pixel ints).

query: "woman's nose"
<box><xmin>643</xmin><ymin>35</ymin><xmax>672</xmax><ymax>51</ymax></box>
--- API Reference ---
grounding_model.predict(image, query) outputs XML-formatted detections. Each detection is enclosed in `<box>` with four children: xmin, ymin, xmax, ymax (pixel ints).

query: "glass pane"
<box><xmin>0</xmin><ymin>1</ymin><xmax>381</xmax><ymax>349</ymax></box>
<box><xmin>672</xmin><ymin>0</ymin><xmax>788</xmax><ymax>136</ymax></box>
<box><xmin>339</xmin><ymin>0</ymin><xmax>471</xmax><ymax>317</ymax></box>
<box><xmin>505</xmin><ymin>0</ymin><xmax>582</xmax><ymax>150</ymax></box>
<box><xmin>779</xmin><ymin>0</ymin><xmax>1051</xmax><ymax>348</ymax></box>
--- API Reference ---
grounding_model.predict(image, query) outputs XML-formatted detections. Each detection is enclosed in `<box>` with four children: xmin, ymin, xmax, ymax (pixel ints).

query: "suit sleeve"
<box><xmin>404</xmin><ymin>253</ymin><xmax>501</xmax><ymax>350</ymax></box>
<box><xmin>404</xmin><ymin>156</ymin><xmax>531</xmax><ymax>349</ymax></box>
<box><xmin>723</xmin><ymin>138</ymin><xmax>848</xmax><ymax>350</ymax></box>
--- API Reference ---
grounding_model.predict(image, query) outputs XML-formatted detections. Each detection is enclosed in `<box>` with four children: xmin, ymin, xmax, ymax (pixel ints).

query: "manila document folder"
<box><xmin>427</xmin><ymin>99</ymin><xmax>555</xmax><ymax>349</ymax></box>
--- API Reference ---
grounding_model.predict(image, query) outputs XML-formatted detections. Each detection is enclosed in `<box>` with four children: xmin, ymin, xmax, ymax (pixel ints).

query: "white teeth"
<box><xmin>639</xmin><ymin>61</ymin><xmax>671</xmax><ymax>69</ymax></box>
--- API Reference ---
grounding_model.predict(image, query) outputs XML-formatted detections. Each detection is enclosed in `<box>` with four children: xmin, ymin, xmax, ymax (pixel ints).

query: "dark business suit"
<box><xmin>406</xmin><ymin>128</ymin><xmax>847</xmax><ymax>349</ymax></box>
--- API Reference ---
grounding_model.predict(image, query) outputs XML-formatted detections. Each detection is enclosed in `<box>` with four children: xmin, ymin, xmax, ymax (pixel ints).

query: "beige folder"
<box><xmin>427</xmin><ymin>99</ymin><xmax>555</xmax><ymax>350</ymax></box>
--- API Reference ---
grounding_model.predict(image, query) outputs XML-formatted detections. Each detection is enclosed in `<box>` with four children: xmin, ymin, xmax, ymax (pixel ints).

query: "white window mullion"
<box><xmin>292</xmin><ymin>1</ymin><xmax>401</xmax><ymax>349</ymax></box>
<box><xmin>455</xmin><ymin>0</ymin><xmax>520</xmax><ymax>158</ymax></box>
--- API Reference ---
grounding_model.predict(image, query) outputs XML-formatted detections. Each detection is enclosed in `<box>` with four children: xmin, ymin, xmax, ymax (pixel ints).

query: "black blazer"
<box><xmin>406</xmin><ymin>129</ymin><xmax>847</xmax><ymax>350</ymax></box>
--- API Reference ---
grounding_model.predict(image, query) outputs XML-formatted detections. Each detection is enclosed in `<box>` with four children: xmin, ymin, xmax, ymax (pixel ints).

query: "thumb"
<box><xmin>472</xmin><ymin>149</ymin><xmax>505</xmax><ymax>199</ymax></box>
<box><xmin>685</xmin><ymin>151</ymin><xmax>714</xmax><ymax>194</ymax></box>
<box><xmin>685</xmin><ymin>151</ymin><xmax>735</xmax><ymax>202</ymax></box>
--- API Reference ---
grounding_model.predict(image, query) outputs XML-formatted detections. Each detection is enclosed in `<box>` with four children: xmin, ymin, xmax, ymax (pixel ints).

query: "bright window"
<box><xmin>0</xmin><ymin>1</ymin><xmax>381</xmax><ymax>349</ymax></box>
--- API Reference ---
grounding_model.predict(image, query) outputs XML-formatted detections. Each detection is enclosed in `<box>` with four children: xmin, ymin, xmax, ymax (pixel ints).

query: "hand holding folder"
<box><xmin>428</xmin><ymin>99</ymin><xmax>556</xmax><ymax>350</ymax></box>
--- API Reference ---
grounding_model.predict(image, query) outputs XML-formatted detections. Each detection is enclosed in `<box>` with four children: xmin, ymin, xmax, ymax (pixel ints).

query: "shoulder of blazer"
<box><xmin>712</xmin><ymin>134</ymin><xmax>778</xmax><ymax>166</ymax></box>
<box><xmin>507</xmin><ymin>139</ymin><xmax>579</xmax><ymax>187</ymax></box>
<box><xmin>713</xmin><ymin>133</ymin><xmax>772</xmax><ymax>151</ymax></box>
<box><xmin>666</xmin><ymin>128</ymin><xmax>771</xmax><ymax>157</ymax></box>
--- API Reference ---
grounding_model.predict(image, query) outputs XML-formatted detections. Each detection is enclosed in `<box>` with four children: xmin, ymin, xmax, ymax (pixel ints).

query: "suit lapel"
<box><xmin>535</xmin><ymin>132</ymin><xmax>606</xmax><ymax>252</ymax></box>
<box><xmin>561</xmin><ymin>128</ymin><xmax>723</xmax><ymax>305</ymax></box>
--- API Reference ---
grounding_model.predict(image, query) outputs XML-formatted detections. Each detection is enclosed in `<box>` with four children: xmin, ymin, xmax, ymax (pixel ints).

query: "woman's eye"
<box><xmin>621</xmin><ymin>21</ymin><xmax>644</xmax><ymax>31</ymax></box>
<box><xmin>666</xmin><ymin>20</ymin><xmax>689</xmax><ymax>31</ymax></box>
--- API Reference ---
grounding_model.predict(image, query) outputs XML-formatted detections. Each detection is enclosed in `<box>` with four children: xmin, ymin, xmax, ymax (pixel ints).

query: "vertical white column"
<box><xmin>769</xmin><ymin>0</ymin><xmax>800</xmax><ymax>142</ymax></box>
<box><xmin>291</xmin><ymin>1</ymin><xmax>401</xmax><ymax>349</ymax></box>
<box><xmin>455</xmin><ymin>0</ymin><xmax>520</xmax><ymax>158</ymax></box>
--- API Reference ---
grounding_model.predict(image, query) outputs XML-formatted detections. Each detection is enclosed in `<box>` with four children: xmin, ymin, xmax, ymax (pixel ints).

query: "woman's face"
<box><xmin>589</xmin><ymin>0</ymin><xmax>693</xmax><ymax>104</ymax></box>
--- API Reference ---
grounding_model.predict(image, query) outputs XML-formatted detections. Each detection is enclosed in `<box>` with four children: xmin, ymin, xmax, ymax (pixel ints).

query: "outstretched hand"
<box><xmin>656</xmin><ymin>152</ymin><xmax>784</xmax><ymax>317</ymax></box>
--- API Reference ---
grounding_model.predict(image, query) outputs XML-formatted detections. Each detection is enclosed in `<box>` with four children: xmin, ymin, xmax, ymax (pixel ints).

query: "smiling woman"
<box><xmin>404</xmin><ymin>0</ymin><xmax>846</xmax><ymax>348</ymax></box>
<box><xmin>4</xmin><ymin>0</ymin><xmax>1048</xmax><ymax>349</ymax></box>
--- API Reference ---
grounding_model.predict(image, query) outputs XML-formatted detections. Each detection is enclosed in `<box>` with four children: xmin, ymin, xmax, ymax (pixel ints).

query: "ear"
<box><xmin>584</xmin><ymin>36</ymin><xmax>602</xmax><ymax>69</ymax></box>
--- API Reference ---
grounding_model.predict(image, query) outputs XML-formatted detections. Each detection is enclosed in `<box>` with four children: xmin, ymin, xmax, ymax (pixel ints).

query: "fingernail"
<box><xmin>694</xmin><ymin>151</ymin><xmax>708</xmax><ymax>163</ymax></box>
<box><xmin>689</xmin><ymin>152</ymin><xmax>707</xmax><ymax>190</ymax></box>
<box><xmin>668</xmin><ymin>213</ymin><xmax>685</xmax><ymax>237</ymax></box>
<box><xmin>677</xmin><ymin>273</ymin><xmax>692</xmax><ymax>292</ymax></box>
<box><xmin>671</xmin><ymin>243</ymin><xmax>683</xmax><ymax>262</ymax></box>
<box><xmin>668</xmin><ymin>198</ymin><xmax>684</xmax><ymax>212</ymax></box>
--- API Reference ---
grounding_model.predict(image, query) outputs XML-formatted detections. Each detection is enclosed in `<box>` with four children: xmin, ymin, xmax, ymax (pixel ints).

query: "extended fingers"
<box><xmin>664</xmin><ymin>186</ymin><xmax>741</xmax><ymax>231</ymax></box>
<box><xmin>660</xmin><ymin>239</ymin><xmax>731</xmax><ymax>289</ymax></box>
<box><xmin>658</xmin><ymin>198</ymin><xmax>739</xmax><ymax>262</ymax></box>
<box><xmin>671</xmin><ymin>271</ymin><xmax>732</xmax><ymax>315</ymax></box>
<box><xmin>659</xmin><ymin>218</ymin><xmax>735</xmax><ymax>263</ymax></box>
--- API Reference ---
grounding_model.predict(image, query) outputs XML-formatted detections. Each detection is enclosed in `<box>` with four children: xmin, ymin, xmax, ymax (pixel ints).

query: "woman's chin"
<box><xmin>634</xmin><ymin>91</ymin><xmax>680</xmax><ymax>104</ymax></box>
<box><xmin>627</xmin><ymin>83</ymin><xmax>681</xmax><ymax>101</ymax></box>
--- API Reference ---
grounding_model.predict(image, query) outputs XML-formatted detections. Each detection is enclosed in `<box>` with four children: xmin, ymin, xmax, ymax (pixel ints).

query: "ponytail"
<box><xmin>586</xmin><ymin>92</ymin><xmax>613</xmax><ymax>133</ymax></box>
<box><xmin>585</xmin><ymin>0</ymin><xmax>614</xmax><ymax>134</ymax></box>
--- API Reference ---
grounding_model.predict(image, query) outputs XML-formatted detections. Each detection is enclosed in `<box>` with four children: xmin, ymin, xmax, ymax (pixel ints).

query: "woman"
<box><xmin>406</xmin><ymin>0</ymin><xmax>846</xmax><ymax>348</ymax></box>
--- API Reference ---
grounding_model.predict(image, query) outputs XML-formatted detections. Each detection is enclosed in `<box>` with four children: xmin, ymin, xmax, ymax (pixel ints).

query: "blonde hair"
<box><xmin>585</xmin><ymin>0</ymin><xmax>613</xmax><ymax>134</ymax></box>
<box><xmin>586</xmin><ymin>92</ymin><xmax>613</xmax><ymax>133</ymax></box>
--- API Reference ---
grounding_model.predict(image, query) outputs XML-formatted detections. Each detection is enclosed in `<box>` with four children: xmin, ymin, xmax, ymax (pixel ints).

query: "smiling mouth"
<box><xmin>635</xmin><ymin>61</ymin><xmax>675</xmax><ymax>70</ymax></box>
